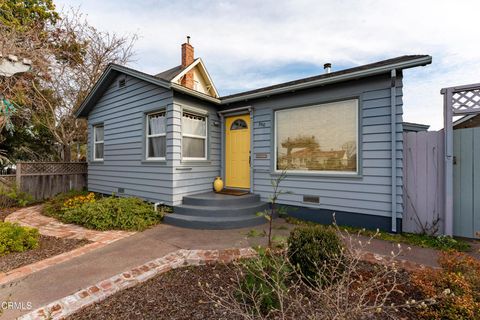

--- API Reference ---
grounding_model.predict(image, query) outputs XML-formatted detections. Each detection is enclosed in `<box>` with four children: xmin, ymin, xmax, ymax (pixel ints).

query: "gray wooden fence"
<box><xmin>0</xmin><ymin>162</ymin><xmax>87</xmax><ymax>201</ymax></box>
<box><xmin>402</xmin><ymin>131</ymin><xmax>445</xmax><ymax>234</ymax></box>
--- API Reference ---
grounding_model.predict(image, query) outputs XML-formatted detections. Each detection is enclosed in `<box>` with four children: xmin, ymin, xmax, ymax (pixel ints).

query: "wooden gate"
<box><xmin>453</xmin><ymin>127</ymin><xmax>480</xmax><ymax>238</ymax></box>
<box><xmin>403</xmin><ymin>131</ymin><xmax>444</xmax><ymax>234</ymax></box>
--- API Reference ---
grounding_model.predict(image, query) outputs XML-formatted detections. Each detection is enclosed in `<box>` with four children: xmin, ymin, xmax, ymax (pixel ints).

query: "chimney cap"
<box><xmin>186</xmin><ymin>36</ymin><xmax>190</xmax><ymax>44</ymax></box>
<box><xmin>323</xmin><ymin>63</ymin><xmax>332</xmax><ymax>74</ymax></box>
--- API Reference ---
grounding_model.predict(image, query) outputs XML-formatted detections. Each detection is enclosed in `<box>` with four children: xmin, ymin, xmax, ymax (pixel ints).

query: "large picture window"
<box><xmin>182</xmin><ymin>112</ymin><xmax>207</xmax><ymax>160</ymax></box>
<box><xmin>93</xmin><ymin>124</ymin><xmax>104</xmax><ymax>161</ymax></box>
<box><xmin>146</xmin><ymin>111</ymin><xmax>166</xmax><ymax>159</ymax></box>
<box><xmin>275</xmin><ymin>100</ymin><xmax>358</xmax><ymax>173</ymax></box>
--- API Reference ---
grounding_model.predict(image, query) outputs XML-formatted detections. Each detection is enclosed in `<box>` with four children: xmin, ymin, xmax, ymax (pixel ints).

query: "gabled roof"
<box><xmin>76</xmin><ymin>54</ymin><xmax>432</xmax><ymax>118</ymax></box>
<box><xmin>75</xmin><ymin>63</ymin><xmax>221</xmax><ymax>118</ymax></box>
<box><xmin>221</xmin><ymin>55</ymin><xmax>432</xmax><ymax>103</ymax></box>
<box><xmin>155</xmin><ymin>65</ymin><xmax>185</xmax><ymax>81</ymax></box>
<box><xmin>172</xmin><ymin>58</ymin><xmax>219</xmax><ymax>98</ymax></box>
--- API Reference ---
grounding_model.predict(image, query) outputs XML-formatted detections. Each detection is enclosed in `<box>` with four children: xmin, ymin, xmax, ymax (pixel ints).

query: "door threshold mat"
<box><xmin>217</xmin><ymin>189</ymin><xmax>250</xmax><ymax>196</ymax></box>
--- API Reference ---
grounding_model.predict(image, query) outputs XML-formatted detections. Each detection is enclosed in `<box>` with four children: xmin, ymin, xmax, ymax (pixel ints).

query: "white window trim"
<box><xmin>273</xmin><ymin>99</ymin><xmax>359</xmax><ymax>175</ymax></box>
<box><xmin>93</xmin><ymin>124</ymin><xmax>104</xmax><ymax>161</ymax></box>
<box><xmin>182</xmin><ymin>112</ymin><xmax>208</xmax><ymax>161</ymax></box>
<box><xmin>145</xmin><ymin>111</ymin><xmax>167</xmax><ymax>160</ymax></box>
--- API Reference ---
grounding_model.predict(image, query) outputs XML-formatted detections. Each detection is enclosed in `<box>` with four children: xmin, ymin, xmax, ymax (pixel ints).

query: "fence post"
<box><xmin>15</xmin><ymin>162</ymin><xmax>22</xmax><ymax>190</ymax></box>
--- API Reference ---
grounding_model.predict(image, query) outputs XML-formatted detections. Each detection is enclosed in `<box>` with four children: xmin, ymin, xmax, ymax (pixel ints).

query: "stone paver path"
<box><xmin>0</xmin><ymin>205</ymin><xmax>135</xmax><ymax>286</ymax></box>
<box><xmin>5</xmin><ymin>205</ymin><xmax>134</xmax><ymax>244</ymax></box>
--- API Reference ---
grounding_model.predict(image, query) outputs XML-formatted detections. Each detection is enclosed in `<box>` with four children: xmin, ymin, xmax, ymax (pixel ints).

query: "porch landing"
<box><xmin>164</xmin><ymin>192</ymin><xmax>268</xmax><ymax>229</ymax></box>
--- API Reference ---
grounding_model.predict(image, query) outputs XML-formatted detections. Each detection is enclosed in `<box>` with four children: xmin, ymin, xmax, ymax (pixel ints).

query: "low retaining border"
<box><xmin>19</xmin><ymin>248</ymin><xmax>257</xmax><ymax>320</ymax></box>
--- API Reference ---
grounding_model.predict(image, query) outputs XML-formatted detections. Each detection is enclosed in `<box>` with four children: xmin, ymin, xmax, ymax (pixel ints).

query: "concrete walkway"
<box><xmin>1</xmin><ymin>210</ymin><xmax>469</xmax><ymax>319</ymax></box>
<box><xmin>0</xmin><ymin>222</ymin><xmax>272</xmax><ymax>319</ymax></box>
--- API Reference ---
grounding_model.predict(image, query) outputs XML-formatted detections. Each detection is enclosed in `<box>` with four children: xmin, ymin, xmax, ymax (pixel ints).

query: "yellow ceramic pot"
<box><xmin>213</xmin><ymin>176</ymin><xmax>224</xmax><ymax>192</ymax></box>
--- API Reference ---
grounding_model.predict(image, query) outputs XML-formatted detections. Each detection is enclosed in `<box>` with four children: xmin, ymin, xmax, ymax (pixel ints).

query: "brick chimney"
<box><xmin>181</xmin><ymin>36</ymin><xmax>194</xmax><ymax>89</ymax></box>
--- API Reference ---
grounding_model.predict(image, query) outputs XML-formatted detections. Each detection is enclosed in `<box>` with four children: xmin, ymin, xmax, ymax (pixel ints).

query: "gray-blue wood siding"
<box><xmin>239</xmin><ymin>74</ymin><xmax>404</xmax><ymax>219</ymax></box>
<box><xmin>87</xmin><ymin>74</ymin><xmax>175</xmax><ymax>204</ymax></box>
<box><xmin>170</xmin><ymin>93</ymin><xmax>221</xmax><ymax>205</ymax></box>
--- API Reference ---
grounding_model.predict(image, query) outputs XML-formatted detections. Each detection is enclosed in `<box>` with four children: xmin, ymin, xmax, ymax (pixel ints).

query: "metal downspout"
<box><xmin>391</xmin><ymin>69</ymin><xmax>397</xmax><ymax>233</ymax></box>
<box><xmin>443</xmin><ymin>88</ymin><xmax>454</xmax><ymax>236</ymax></box>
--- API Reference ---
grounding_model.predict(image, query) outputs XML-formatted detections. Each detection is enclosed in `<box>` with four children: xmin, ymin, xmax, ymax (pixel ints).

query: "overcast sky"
<box><xmin>56</xmin><ymin>0</ymin><xmax>479</xmax><ymax>129</ymax></box>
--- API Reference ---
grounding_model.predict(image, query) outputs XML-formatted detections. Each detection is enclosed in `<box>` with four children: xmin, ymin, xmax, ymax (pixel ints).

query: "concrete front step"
<box><xmin>164</xmin><ymin>191</ymin><xmax>269</xmax><ymax>229</ymax></box>
<box><xmin>163</xmin><ymin>213</ymin><xmax>267</xmax><ymax>230</ymax></box>
<box><xmin>182</xmin><ymin>192</ymin><xmax>260</xmax><ymax>206</ymax></box>
<box><xmin>174</xmin><ymin>202</ymin><xmax>269</xmax><ymax>217</ymax></box>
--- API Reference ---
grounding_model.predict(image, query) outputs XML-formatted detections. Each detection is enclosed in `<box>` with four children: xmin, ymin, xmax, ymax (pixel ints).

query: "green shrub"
<box><xmin>0</xmin><ymin>184</ymin><xmax>33</xmax><ymax>208</ymax></box>
<box><xmin>42</xmin><ymin>190</ymin><xmax>90</xmax><ymax>217</ymax></box>
<box><xmin>238</xmin><ymin>248</ymin><xmax>291</xmax><ymax>315</ymax></box>
<box><xmin>287</xmin><ymin>225</ymin><xmax>343</xmax><ymax>282</ymax></box>
<box><xmin>59</xmin><ymin>196</ymin><xmax>163</xmax><ymax>231</ymax></box>
<box><xmin>0</xmin><ymin>222</ymin><xmax>40</xmax><ymax>255</ymax></box>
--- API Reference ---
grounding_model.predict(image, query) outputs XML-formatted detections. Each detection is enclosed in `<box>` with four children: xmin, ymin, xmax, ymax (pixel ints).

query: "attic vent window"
<box><xmin>118</xmin><ymin>78</ymin><xmax>126</xmax><ymax>88</ymax></box>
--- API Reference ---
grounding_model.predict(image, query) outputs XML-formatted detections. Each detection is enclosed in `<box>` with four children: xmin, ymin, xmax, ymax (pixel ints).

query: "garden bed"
<box><xmin>67</xmin><ymin>261</ymin><xmax>423</xmax><ymax>320</ymax></box>
<box><xmin>68</xmin><ymin>263</ymin><xmax>242</xmax><ymax>320</ymax></box>
<box><xmin>0</xmin><ymin>235</ymin><xmax>91</xmax><ymax>273</ymax></box>
<box><xmin>0</xmin><ymin>206</ymin><xmax>20</xmax><ymax>222</ymax></box>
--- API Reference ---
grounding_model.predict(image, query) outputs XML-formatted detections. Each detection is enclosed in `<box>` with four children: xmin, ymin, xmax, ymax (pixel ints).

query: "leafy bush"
<box><xmin>238</xmin><ymin>248</ymin><xmax>291</xmax><ymax>315</ymax></box>
<box><xmin>62</xmin><ymin>192</ymin><xmax>96</xmax><ymax>209</ymax></box>
<box><xmin>0</xmin><ymin>222</ymin><xmax>39</xmax><ymax>255</ymax></box>
<box><xmin>412</xmin><ymin>251</ymin><xmax>480</xmax><ymax>319</ymax></box>
<box><xmin>42</xmin><ymin>190</ymin><xmax>90</xmax><ymax>217</ymax></box>
<box><xmin>287</xmin><ymin>225</ymin><xmax>343</xmax><ymax>282</ymax></box>
<box><xmin>0</xmin><ymin>184</ymin><xmax>33</xmax><ymax>208</ymax></box>
<box><xmin>59</xmin><ymin>196</ymin><xmax>163</xmax><ymax>231</ymax></box>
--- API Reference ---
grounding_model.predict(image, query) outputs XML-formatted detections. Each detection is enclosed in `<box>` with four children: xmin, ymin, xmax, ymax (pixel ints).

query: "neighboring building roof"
<box><xmin>221</xmin><ymin>55</ymin><xmax>432</xmax><ymax>104</ymax></box>
<box><xmin>76</xmin><ymin>54</ymin><xmax>432</xmax><ymax>118</ymax></box>
<box><xmin>453</xmin><ymin>114</ymin><xmax>480</xmax><ymax>129</ymax></box>
<box><xmin>403</xmin><ymin>122</ymin><xmax>430</xmax><ymax>132</ymax></box>
<box><xmin>290</xmin><ymin>148</ymin><xmax>346</xmax><ymax>159</ymax></box>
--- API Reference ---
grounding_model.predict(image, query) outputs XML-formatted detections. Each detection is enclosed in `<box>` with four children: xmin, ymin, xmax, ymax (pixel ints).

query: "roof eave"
<box><xmin>171</xmin><ymin>83</ymin><xmax>222</xmax><ymax>104</ymax></box>
<box><xmin>75</xmin><ymin>64</ymin><xmax>171</xmax><ymax>118</ymax></box>
<box><xmin>220</xmin><ymin>55</ymin><xmax>432</xmax><ymax>104</ymax></box>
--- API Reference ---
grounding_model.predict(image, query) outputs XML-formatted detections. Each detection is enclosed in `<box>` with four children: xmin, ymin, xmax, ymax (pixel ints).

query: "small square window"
<box><xmin>118</xmin><ymin>78</ymin><xmax>126</xmax><ymax>88</ymax></box>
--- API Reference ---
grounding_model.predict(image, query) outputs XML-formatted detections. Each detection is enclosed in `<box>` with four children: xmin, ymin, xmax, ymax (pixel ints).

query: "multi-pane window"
<box><xmin>182</xmin><ymin>112</ymin><xmax>207</xmax><ymax>160</ymax></box>
<box><xmin>275</xmin><ymin>99</ymin><xmax>358</xmax><ymax>173</ymax></box>
<box><xmin>146</xmin><ymin>111</ymin><xmax>166</xmax><ymax>159</ymax></box>
<box><xmin>93</xmin><ymin>124</ymin><xmax>104</xmax><ymax>161</ymax></box>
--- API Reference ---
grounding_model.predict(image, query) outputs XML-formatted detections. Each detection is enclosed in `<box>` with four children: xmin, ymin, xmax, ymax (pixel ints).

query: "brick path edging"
<box><xmin>19</xmin><ymin>248</ymin><xmax>257</xmax><ymax>320</ymax></box>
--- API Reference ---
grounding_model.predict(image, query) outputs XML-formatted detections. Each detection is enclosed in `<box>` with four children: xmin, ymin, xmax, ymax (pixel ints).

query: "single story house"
<box><xmin>75</xmin><ymin>38</ymin><xmax>432</xmax><ymax>231</ymax></box>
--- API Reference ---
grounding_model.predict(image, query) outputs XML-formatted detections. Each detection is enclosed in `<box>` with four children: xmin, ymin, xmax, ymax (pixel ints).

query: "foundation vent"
<box><xmin>303</xmin><ymin>195</ymin><xmax>320</xmax><ymax>204</ymax></box>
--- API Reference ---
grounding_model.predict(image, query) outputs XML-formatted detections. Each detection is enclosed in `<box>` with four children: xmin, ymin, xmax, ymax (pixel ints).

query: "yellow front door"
<box><xmin>225</xmin><ymin>114</ymin><xmax>251</xmax><ymax>189</ymax></box>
